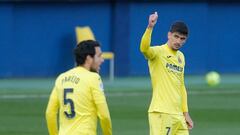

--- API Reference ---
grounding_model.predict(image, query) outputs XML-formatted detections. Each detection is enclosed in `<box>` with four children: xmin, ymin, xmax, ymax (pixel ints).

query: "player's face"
<box><xmin>168</xmin><ymin>32</ymin><xmax>187</xmax><ymax>51</ymax></box>
<box><xmin>90</xmin><ymin>47</ymin><xmax>104</xmax><ymax>73</ymax></box>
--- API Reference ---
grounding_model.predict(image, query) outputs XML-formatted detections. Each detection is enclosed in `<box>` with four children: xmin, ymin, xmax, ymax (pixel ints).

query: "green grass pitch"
<box><xmin>0</xmin><ymin>75</ymin><xmax>240</xmax><ymax>135</ymax></box>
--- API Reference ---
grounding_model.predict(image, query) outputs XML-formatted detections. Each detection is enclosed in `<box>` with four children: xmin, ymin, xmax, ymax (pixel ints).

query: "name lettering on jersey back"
<box><xmin>62</xmin><ymin>75</ymin><xmax>80</xmax><ymax>84</ymax></box>
<box><xmin>166</xmin><ymin>63</ymin><xmax>183</xmax><ymax>72</ymax></box>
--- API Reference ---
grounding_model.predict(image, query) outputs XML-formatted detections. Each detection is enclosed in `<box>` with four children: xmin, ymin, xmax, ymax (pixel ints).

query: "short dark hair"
<box><xmin>74</xmin><ymin>40</ymin><xmax>100</xmax><ymax>66</ymax></box>
<box><xmin>170</xmin><ymin>21</ymin><xmax>188</xmax><ymax>36</ymax></box>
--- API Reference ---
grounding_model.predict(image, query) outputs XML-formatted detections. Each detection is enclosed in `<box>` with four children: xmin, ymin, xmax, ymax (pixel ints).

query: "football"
<box><xmin>205</xmin><ymin>71</ymin><xmax>221</xmax><ymax>86</ymax></box>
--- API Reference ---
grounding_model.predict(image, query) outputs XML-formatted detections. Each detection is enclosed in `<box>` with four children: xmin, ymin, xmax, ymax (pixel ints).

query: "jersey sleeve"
<box><xmin>181</xmin><ymin>81</ymin><xmax>189</xmax><ymax>112</ymax></box>
<box><xmin>180</xmin><ymin>54</ymin><xmax>189</xmax><ymax>112</ymax></box>
<box><xmin>140</xmin><ymin>28</ymin><xmax>157</xmax><ymax>60</ymax></box>
<box><xmin>46</xmin><ymin>86</ymin><xmax>59</xmax><ymax>135</ymax></box>
<box><xmin>91</xmin><ymin>74</ymin><xmax>112</xmax><ymax>135</ymax></box>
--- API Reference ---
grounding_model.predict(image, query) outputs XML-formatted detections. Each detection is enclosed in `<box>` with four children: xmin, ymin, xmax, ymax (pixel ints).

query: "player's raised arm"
<box><xmin>140</xmin><ymin>12</ymin><xmax>158</xmax><ymax>59</ymax></box>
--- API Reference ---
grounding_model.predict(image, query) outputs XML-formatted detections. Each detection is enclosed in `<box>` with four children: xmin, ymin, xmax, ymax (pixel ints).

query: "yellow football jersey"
<box><xmin>46</xmin><ymin>67</ymin><xmax>112</xmax><ymax>135</ymax></box>
<box><xmin>140</xmin><ymin>28</ymin><xmax>188</xmax><ymax>115</ymax></box>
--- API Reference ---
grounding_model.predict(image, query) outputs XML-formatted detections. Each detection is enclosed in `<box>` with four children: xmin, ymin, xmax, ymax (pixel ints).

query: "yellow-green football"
<box><xmin>205</xmin><ymin>71</ymin><xmax>220</xmax><ymax>86</ymax></box>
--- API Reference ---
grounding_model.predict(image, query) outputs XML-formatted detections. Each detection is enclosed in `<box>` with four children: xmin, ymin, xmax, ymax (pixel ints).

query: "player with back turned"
<box><xmin>46</xmin><ymin>40</ymin><xmax>112</xmax><ymax>135</ymax></box>
<box><xmin>140</xmin><ymin>12</ymin><xmax>194</xmax><ymax>135</ymax></box>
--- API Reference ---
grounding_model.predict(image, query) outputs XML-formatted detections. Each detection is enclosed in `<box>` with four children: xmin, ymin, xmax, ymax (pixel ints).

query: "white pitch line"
<box><xmin>0</xmin><ymin>90</ymin><xmax>240</xmax><ymax>99</ymax></box>
<box><xmin>188</xmin><ymin>90</ymin><xmax>240</xmax><ymax>95</ymax></box>
<box><xmin>0</xmin><ymin>94</ymin><xmax>49</xmax><ymax>99</ymax></box>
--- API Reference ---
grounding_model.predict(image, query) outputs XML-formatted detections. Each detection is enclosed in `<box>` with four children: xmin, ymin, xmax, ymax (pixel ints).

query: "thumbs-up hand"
<box><xmin>148</xmin><ymin>12</ymin><xmax>158</xmax><ymax>28</ymax></box>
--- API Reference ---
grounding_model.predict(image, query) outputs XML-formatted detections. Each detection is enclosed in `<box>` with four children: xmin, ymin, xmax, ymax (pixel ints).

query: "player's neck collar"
<box><xmin>165</xmin><ymin>43</ymin><xmax>177</xmax><ymax>55</ymax></box>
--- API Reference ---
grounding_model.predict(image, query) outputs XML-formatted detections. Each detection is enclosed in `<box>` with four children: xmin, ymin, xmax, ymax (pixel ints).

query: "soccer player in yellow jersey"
<box><xmin>140</xmin><ymin>12</ymin><xmax>194</xmax><ymax>135</ymax></box>
<box><xmin>46</xmin><ymin>40</ymin><xmax>112</xmax><ymax>135</ymax></box>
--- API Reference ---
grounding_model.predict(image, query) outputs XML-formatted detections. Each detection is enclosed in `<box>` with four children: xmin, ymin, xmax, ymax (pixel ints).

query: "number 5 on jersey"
<box><xmin>64</xmin><ymin>88</ymin><xmax>76</xmax><ymax>118</ymax></box>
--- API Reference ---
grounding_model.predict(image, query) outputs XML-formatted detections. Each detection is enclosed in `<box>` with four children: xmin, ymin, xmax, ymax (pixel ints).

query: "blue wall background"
<box><xmin>0</xmin><ymin>3</ymin><xmax>111</xmax><ymax>77</ymax></box>
<box><xmin>0</xmin><ymin>2</ymin><xmax>240</xmax><ymax>77</ymax></box>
